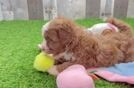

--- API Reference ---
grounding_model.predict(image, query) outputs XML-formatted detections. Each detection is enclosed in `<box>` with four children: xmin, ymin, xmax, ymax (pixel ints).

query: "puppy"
<box><xmin>39</xmin><ymin>19</ymin><xmax>119</xmax><ymax>64</ymax></box>
<box><xmin>43</xmin><ymin>17</ymin><xmax>134</xmax><ymax>76</ymax></box>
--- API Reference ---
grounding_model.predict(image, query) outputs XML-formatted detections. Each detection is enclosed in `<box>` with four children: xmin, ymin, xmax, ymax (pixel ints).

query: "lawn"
<box><xmin>0</xmin><ymin>18</ymin><xmax>134</xmax><ymax>88</ymax></box>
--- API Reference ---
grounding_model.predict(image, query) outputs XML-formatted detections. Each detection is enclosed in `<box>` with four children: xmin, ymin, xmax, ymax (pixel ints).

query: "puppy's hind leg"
<box><xmin>107</xmin><ymin>18</ymin><xmax>133</xmax><ymax>37</ymax></box>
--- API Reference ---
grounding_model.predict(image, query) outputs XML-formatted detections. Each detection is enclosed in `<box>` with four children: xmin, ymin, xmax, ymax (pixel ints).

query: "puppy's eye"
<box><xmin>44</xmin><ymin>35</ymin><xmax>48</xmax><ymax>39</ymax></box>
<box><xmin>47</xmin><ymin>37</ymin><xmax>59</xmax><ymax>43</ymax></box>
<box><xmin>45</xmin><ymin>36</ymin><xmax>52</xmax><ymax>41</ymax></box>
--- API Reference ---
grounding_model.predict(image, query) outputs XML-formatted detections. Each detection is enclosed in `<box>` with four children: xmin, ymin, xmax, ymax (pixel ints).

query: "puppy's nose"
<box><xmin>49</xmin><ymin>54</ymin><xmax>53</xmax><ymax>57</ymax></box>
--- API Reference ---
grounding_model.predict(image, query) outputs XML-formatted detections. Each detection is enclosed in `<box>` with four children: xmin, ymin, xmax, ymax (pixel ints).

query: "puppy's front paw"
<box><xmin>48</xmin><ymin>66</ymin><xmax>59</xmax><ymax>76</ymax></box>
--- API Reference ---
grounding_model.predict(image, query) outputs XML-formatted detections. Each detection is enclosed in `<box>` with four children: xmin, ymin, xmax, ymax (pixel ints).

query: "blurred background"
<box><xmin>0</xmin><ymin>0</ymin><xmax>134</xmax><ymax>20</ymax></box>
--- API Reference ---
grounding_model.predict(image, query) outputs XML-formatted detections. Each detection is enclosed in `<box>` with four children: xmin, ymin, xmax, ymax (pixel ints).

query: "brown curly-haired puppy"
<box><xmin>44</xmin><ymin>17</ymin><xmax>134</xmax><ymax>75</ymax></box>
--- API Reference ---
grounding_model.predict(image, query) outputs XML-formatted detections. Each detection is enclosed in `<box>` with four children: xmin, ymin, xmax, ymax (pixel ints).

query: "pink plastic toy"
<box><xmin>56</xmin><ymin>65</ymin><xmax>95</xmax><ymax>88</ymax></box>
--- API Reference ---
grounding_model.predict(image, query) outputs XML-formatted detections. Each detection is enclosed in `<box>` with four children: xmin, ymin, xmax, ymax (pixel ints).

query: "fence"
<box><xmin>0</xmin><ymin>0</ymin><xmax>134</xmax><ymax>20</ymax></box>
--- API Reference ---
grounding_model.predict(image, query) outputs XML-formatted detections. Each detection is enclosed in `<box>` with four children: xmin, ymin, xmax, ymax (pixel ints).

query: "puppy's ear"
<box><xmin>56</xmin><ymin>23</ymin><xmax>76</xmax><ymax>45</ymax></box>
<box><xmin>45</xmin><ymin>23</ymin><xmax>73</xmax><ymax>42</ymax></box>
<box><xmin>58</xmin><ymin>24</ymin><xmax>73</xmax><ymax>37</ymax></box>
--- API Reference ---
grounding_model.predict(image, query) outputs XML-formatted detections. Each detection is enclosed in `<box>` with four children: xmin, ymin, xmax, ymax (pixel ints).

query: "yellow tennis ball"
<box><xmin>34</xmin><ymin>52</ymin><xmax>54</xmax><ymax>72</ymax></box>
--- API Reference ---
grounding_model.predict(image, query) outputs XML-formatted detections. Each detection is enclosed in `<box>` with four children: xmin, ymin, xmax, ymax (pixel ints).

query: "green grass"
<box><xmin>0</xmin><ymin>18</ymin><xmax>134</xmax><ymax>88</ymax></box>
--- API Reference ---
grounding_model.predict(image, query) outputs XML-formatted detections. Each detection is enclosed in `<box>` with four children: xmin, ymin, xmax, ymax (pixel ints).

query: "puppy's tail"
<box><xmin>106</xmin><ymin>18</ymin><xmax>133</xmax><ymax>37</ymax></box>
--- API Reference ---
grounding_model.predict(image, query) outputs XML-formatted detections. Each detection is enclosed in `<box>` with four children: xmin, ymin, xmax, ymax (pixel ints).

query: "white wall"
<box><xmin>11</xmin><ymin>0</ymin><xmax>29</xmax><ymax>20</ymax></box>
<box><xmin>0</xmin><ymin>0</ymin><xmax>14</xmax><ymax>20</ymax></box>
<box><xmin>127</xmin><ymin>0</ymin><xmax>134</xmax><ymax>18</ymax></box>
<box><xmin>57</xmin><ymin>0</ymin><xmax>86</xmax><ymax>19</ymax></box>
<box><xmin>42</xmin><ymin>0</ymin><xmax>54</xmax><ymax>20</ymax></box>
<box><xmin>0</xmin><ymin>0</ymin><xmax>134</xmax><ymax>20</ymax></box>
<box><xmin>0</xmin><ymin>2</ymin><xmax>3</xmax><ymax>20</ymax></box>
<box><xmin>100</xmin><ymin>0</ymin><xmax>114</xmax><ymax>18</ymax></box>
<box><xmin>0</xmin><ymin>0</ymin><xmax>28</xmax><ymax>20</ymax></box>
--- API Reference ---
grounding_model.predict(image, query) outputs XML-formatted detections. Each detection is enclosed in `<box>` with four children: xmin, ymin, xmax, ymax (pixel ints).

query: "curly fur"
<box><xmin>44</xmin><ymin>17</ymin><xmax>134</xmax><ymax>72</ymax></box>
